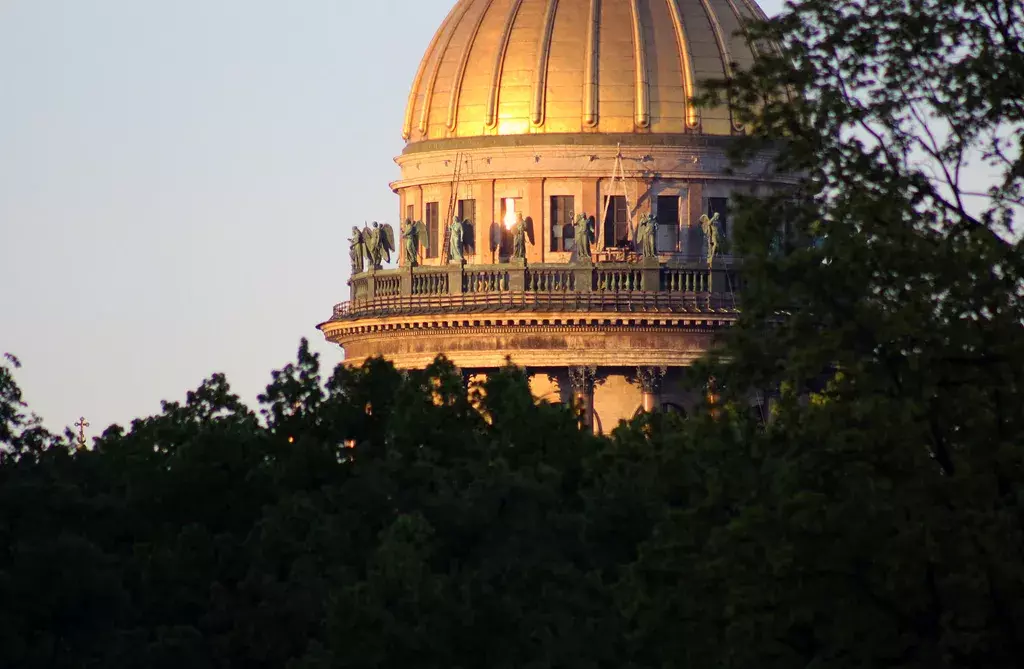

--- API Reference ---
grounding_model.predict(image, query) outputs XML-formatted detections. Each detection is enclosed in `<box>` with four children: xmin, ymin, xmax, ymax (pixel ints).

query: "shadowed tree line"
<box><xmin>2</xmin><ymin>332</ymin><xmax>1022</xmax><ymax>669</ymax></box>
<box><xmin>3</xmin><ymin>0</ymin><xmax>1024</xmax><ymax>665</ymax></box>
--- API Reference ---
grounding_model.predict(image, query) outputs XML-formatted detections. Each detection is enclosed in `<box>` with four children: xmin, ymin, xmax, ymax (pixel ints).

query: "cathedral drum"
<box><xmin>320</xmin><ymin>0</ymin><xmax>786</xmax><ymax>431</ymax></box>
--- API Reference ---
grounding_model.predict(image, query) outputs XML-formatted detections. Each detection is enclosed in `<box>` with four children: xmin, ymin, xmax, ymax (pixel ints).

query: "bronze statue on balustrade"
<box><xmin>511</xmin><ymin>213</ymin><xmax>532</xmax><ymax>260</ymax></box>
<box><xmin>573</xmin><ymin>213</ymin><xmax>593</xmax><ymax>262</ymax></box>
<box><xmin>699</xmin><ymin>212</ymin><xmax>721</xmax><ymax>265</ymax></box>
<box><xmin>401</xmin><ymin>219</ymin><xmax>426</xmax><ymax>267</ymax></box>
<box><xmin>349</xmin><ymin>226</ymin><xmax>366</xmax><ymax>275</ymax></box>
<box><xmin>363</xmin><ymin>221</ymin><xmax>395</xmax><ymax>270</ymax></box>
<box><xmin>448</xmin><ymin>215</ymin><xmax>465</xmax><ymax>263</ymax></box>
<box><xmin>636</xmin><ymin>213</ymin><xmax>658</xmax><ymax>258</ymax></box>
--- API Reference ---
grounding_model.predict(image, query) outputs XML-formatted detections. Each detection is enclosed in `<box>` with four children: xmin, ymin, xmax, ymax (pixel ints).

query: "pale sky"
<box><xmin>0</xmin><ymin>0</ymin><xmax>784</xmax><ymax>437</ymax></box>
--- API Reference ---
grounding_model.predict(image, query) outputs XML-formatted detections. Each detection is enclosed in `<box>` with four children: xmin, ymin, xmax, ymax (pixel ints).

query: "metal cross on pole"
<box><xmin>74</xmin><ymin>416</ymin><xmax>90</xmax><ymax>450</ymax></box>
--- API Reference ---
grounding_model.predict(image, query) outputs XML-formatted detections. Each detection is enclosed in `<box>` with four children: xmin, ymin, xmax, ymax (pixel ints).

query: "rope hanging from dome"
<box><xmin>598</xmin><ymin>144</ymin><xmax>635</xmax><ymax>251</ymax></box>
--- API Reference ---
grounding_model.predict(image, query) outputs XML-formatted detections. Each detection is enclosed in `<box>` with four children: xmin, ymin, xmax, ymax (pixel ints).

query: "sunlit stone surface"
<box><xmin>320</xmin><ymin>0</ymin><xmax>785</xmax><ymax>431</ymax></box>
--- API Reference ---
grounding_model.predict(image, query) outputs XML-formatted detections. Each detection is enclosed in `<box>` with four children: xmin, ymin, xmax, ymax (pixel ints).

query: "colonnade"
<box><xmin>459</xmin><ymin>365</ymin><xmax>679</xmax><ymax>431</ymax></box>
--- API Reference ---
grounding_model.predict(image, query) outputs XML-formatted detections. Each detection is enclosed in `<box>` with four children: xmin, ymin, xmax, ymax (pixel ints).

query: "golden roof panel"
<box><xmin>402</xmin><ymin>0</ymin><xmax>767</xmax><ymax>143</ymax></box>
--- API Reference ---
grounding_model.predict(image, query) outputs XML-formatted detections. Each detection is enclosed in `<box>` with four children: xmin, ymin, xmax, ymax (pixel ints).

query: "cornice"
<box><xmin>400</xmin><ymin>132</ymin><xmax>783</xmax><ymax>155</ymax></box>
<box><xmin>322</xmin><ymin>320</ymin><xmax>735</xmax><ymax>346</ymax></box>
<box><xmin>390</xmin><ymin>140</ymin><xmax>790</xmax><ymax>191</ymax></box>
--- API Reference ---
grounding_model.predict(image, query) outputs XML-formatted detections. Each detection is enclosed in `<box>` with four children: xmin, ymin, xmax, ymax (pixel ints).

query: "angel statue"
<box><xmin>448</xmin><ymin>215</ymin><xmax>465</xmax><ymax>263</ymax></box>
<box><xmin>572</xmin><ymin>212</ymin><xmax>592</xmax><ymax>261</ymax></box>
<box><xmin>401</xmin><ymin>219</ymin><xmax>426</xmax><ymax>267</ymax></box>
<box><xmin>349</xmin><ymin>226</ymin><xmax>366</xmax><ymax>274</ymax></box>
<box><xmin>635</xmin><ymin>213</ymin><xmax>658</xmax><ymax>258</ymax></box>
<box><xmin>364</xmin><ymin>221</ymin><xmax>395</xmax><ymax>269</ymax></box>
<box><xmin>699</xmin><ymin>212</ymin><xmax>721</xmax><ymax>265</ymax></box>
<box><xmin>511</xmin><ymin>212</ymin><xmax>528</xmax><ymax>260</ymax></box>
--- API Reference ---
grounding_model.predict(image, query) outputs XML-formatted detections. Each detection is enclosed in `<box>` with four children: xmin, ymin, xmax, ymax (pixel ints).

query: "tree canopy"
<box><xmin>2</xmin><ymin>0</ymin><xmax>1023</xmax><ymax>667</ymax></box>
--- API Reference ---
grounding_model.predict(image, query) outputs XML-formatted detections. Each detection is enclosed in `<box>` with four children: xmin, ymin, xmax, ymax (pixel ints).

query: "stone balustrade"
<box><xmin>332</xmin><ymin>260</ymin><xmax>738</xmax><ymax>321</ymax></box>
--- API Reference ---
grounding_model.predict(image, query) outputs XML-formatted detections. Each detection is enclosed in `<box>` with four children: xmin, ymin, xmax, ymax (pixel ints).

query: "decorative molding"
<box><xmin>531</xmin><ymin>0</ymin><xmax>560</xmax><ymax>126</ymax></box>
<box><xmin>636</xmin><ymin>365</ymin><xmax>668</xmax><ymax>393</ymax></box>
<box><xmin>448</xmin><ymin>0</ymin><xmax>493</xmax><ymax>131</ymax></box>
<box><xmin>583</xmin><ymin>0</ymin><xmax>600</xmax><ymax>127</ymax></box>
<box><xmin>665</xmin><ymin>0</ymin><xmax>698</xmax><ymax>128</ymax></box>
<box><xmin>568</xmin><ymin>365</ymin><xmax>598</xmax><ymax>394</ymax></box>
<box><xmin>628</xmin><ymin>0</ymin><xmax>650</xmax><ymax>128</ymax></box>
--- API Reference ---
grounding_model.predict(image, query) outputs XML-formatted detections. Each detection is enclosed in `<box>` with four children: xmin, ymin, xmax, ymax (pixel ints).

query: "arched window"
<box><xmin>662</xmin><ymin>402</ymin><xmax>686</xmax><ymax>417</ymax></box>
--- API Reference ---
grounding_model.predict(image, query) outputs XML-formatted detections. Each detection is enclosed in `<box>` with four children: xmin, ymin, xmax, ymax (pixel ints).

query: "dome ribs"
<box><xmin>696</xmin><ymin>0</ymin><xmax>734</xmax><ymax>79</ymax></box>
<box><xmin>419</xmin><ymin>0</ymin><xmax>475</xmax><ymax>136</ymax></box>
<box><xmin>583</xmin><ymin>0</ymin><xmax>600</xmax><ymax>127</ymax></box>
<box><xmin>695</xmin><ymin>0</ymin><xmax>735</xmax><ymax>132</ymax></box>
<box><xmin>722</xmin><ymin>0</ymin><xmax>761</xmax><ymax>58</ymax></box>
<box><xmin>447</xmin><ymin>0</ymin><xmax>494</xmax><ymax>132</ymax></box>
<box><xmin>715</xmin><ymin>0</ymin><xmax>753</xmax><ymax>130</ymax></box>
<box><xmin>737</xmin><ymin>0</ymin><xmax>769</xmax><ymax>22</ymax></box>
<box><xmin>531</xmin><ymin>0</ymin><xmax>559</xmax><ymax>127</ymax></box>
<box><xmin>665</xmin><ymin>0</ymin><xmax>699</xmax><ymax>128</ymax></box>
<box><xmin>402</xmin><ymin>0</ymin><xmax>769</xmax><ymax>142</ymax></box>
<box><xmin>486</xmin><ymin>0</ymin><xmax>526</xmax><ymax>129</ymax></box>
<box><xmin>404</xmin><ymin>1</ymin><xmax>464</xmax><ymax>140</ymax></box>
<box><xmin>628</xmin><ymin>0</ymin><xmax>650</xmax><ymax>129</ymax></box>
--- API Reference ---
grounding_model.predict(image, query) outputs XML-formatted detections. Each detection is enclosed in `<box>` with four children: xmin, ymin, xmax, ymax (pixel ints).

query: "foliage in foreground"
<box><xmin>2</xmin><ymin>334</ymin><xmax>1024</xmax><ymax>668</ymax></box>
<box><xmin>3</xmin><ymin>0</ymin><xmax>1024</xmax><ymax>666</ymax></box>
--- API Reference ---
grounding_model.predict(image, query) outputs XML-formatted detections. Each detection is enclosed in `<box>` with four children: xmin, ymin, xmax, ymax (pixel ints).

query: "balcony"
<box><xmin>329</xmin><ymin>260</ymin><xmax>739</xmax><ymax>321</ymax></box>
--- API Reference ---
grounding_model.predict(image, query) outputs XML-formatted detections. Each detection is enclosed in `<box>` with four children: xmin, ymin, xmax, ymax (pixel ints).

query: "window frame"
<box><xmin>457</xmin><ymin>199</ymin><xmax>476</xmax><ymax>254</ymax></box>
<box><xmin>656</xmin><ymin>194</ymin><xmax>681</xmax><ymax>252</ymax></box>
<box><xmin>549</xmin><ymin>195</ymin><xmax>576</xmax><ymax>252</ymax></box>
<box><xmin>603</xmin><ymin>195</ymin><xmax>629</xmax><ymax>249</ymax></box>
<box><xmin>424</xmin><ymin>201</ymin><xmax>439</xmax><ymax>259</ymax></box>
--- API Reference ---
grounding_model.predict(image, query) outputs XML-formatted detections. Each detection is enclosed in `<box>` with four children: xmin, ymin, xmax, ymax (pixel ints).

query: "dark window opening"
<box><xmin>497</xmin><ymin>198</ymin><xmax>520</xmax><ymax>257</ymax></box>
<box><xmin>458</xmin><ymin>199</ymin><xmax>476</xmax><ymax>253</ymax></box>
<box><xmin>425</xmin><ymin>202</ymin><xmax>439</xmax><ymax>258</ymax></box>
<box><xmin>406</xmin><ymin>204</ymin><xmax>414</xmax><ymax>223</ymax></box>
<box><xmin>657</xmin><ymin>195</ymin><xmax>680</xmax><ymax>252</ymax></box>
<box><xmin>603</xmin><ymin>195</ymin><xmax>629</xmax><ymax>249</ymax></box>
<box><xmin>550</xmin><ymin>195</ymin><xmax>575</xmax><ymax>252</ymax></box>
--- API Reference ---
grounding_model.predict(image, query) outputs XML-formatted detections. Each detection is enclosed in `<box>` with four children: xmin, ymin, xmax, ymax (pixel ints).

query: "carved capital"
<box><xmin>636</xmin><ymin>366</ymin><xmax>667</xmax><ymax>393</ymax></box>
<box><xmin>567</xmin><ymin>366</ymin><xmax>597</xmax><ymax>394</ymax></box>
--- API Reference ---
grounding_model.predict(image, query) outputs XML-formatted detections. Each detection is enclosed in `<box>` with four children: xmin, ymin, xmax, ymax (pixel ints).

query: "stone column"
<box><xmin>568</xmin><ymin>366</ymin><xmax>597</xmax><ymax>429</ymax></box>
<box><xmin>706</xmin><ymin>376</ymin><xmax>720</xmax><ymax>418</ymax></box>
<box><xmin>526</xmin><ymin>178</ymin><xmax>544</xmax><ymax>264</ymax></box>
<box><xmin>688</xmin><ymin>182</ymin><xmax>704</xmax><ymax>262</ymax></box>
<box><xmin>454</xmin><ymin>366</ymin><xmax>471</xmax><ymax>391</ymax></box>
<box><xmin>477</xmin><ymin>180</ymin><xmax>495</xmax><ymax>261</ymax></box>
<box><xmin>636</xmin><ymin>366</ymin><xmax>667</xmax><ymax>412</ymax></box>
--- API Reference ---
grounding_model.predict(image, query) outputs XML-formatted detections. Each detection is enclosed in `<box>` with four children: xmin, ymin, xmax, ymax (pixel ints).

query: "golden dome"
<box><xmin>402</xmin><ymin>0</ymin><xmax>768</xmax><ymax>143</ymax></box>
